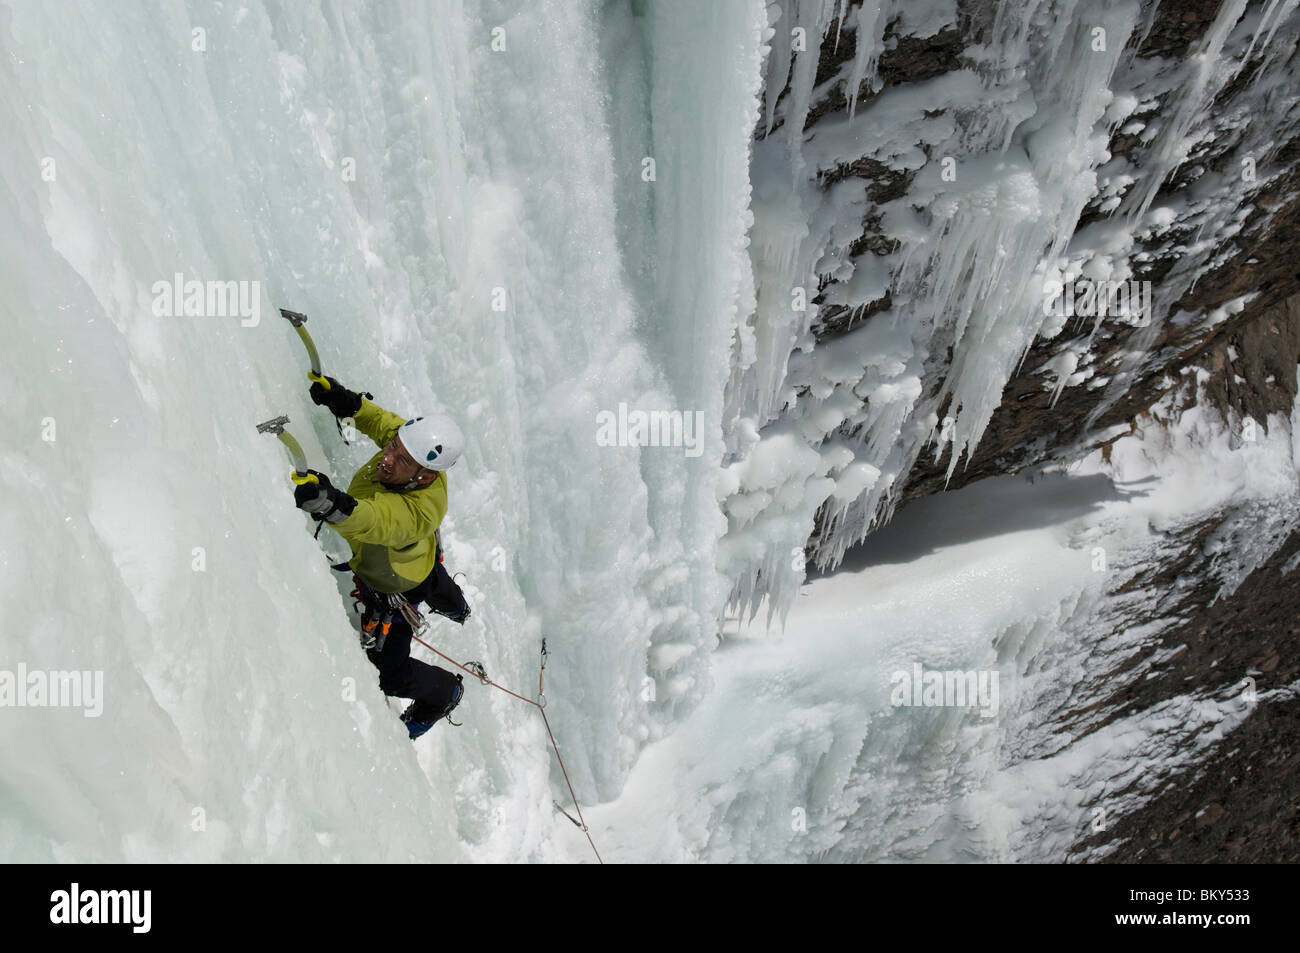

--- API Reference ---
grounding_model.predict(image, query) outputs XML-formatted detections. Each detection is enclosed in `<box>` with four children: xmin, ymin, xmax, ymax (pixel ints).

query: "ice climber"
<box><xmin>291</xmin><ymin>375</ymin><xmax>471</xmax><ymax>739</ymax></box>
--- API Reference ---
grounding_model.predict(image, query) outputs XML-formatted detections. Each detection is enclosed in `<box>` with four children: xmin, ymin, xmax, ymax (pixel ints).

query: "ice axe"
<box><xmin>281</xmin><ymin>307</ymin><xmax>360</xmax><ymax>443</ymax></box>
<box><xmin>256</xmin><ymin>415</ymin><xmax>318</xmax><ymax>486</ymax></box>
<box><xmin>279</xmin><ymin>308</ymin><xmax>330</xmax><ymax>391</ymax></box>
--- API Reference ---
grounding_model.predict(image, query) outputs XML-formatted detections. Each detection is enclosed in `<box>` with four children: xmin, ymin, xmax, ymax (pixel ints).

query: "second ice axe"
<box><xmin>256</xmin><ymin>415</ymin><xmax>317</xmax><ymax>486</ymax></box>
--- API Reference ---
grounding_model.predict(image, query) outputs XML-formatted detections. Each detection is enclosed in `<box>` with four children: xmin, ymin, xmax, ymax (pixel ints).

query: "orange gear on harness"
<box><xmin>351</xmin><ymin>575</ymin><xmax>397</xmax><ymax>651</ymax></box>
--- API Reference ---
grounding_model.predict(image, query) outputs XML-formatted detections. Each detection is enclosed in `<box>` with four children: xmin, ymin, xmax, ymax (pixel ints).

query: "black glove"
<box><xmin>293</xmin><ymin>471</ymin><xmax>357</xmax><ymax>524</ymax></box>
<box><xmin>308</xmin><ymin>375</ymin><xmax>366</xmax><ymax>419</ymax></box>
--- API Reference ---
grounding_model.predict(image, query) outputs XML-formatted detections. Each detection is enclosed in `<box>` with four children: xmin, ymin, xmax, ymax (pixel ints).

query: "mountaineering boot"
<box><xmin>430</xmin><ymin>595</ymin><xmax>471</xmax><ymax>625</ymax></box>
<box><xmin>400</xmin><ymin>675</ymin><xmax>465</xmax><ymax>740</ymax></box>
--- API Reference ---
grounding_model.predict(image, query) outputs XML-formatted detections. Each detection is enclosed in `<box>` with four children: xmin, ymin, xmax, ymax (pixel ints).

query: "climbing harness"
<box><xmin>347</xmin><ymin>579</ymin><xmax>488</xmax><ymax>715</ymax></box>
<box><xmin>348</xmin><ymin>578</ymin><xmax>420</xmax><ymax>656</ymax></box>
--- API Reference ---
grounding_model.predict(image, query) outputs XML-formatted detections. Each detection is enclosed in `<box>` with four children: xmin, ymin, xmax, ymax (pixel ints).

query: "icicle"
<box><xmin>1260</xmin><ymin>0</ymin><xmax>1299</xmax><ymax>54</ymax></box>
<box><xmin>1241</xmin><ymin>0</ymin><xmax>1281</xmax><ymax>65</ymax></box>
<box><xmin>845</xmin><ymin>1</ymin><xmax>889</xmax><ymax>120</ymax></box>
<box><xmin>1045</xmin><ymin>349</ymin><xmax>1079</xmax><ymax>408</ymax></box>
<box><xmin>1247</xmin><ymin>0</ymin><xmax>1299</xmax><ymax>89</ymax></box>
<box><xmin>785</xmin><ymin>0</ymin><xmax>839</xmax><ymax>181</ymax></box>
<box><xmin>1121</xmin><ymin>0</ymin><xmax>1250</xmax><ymax>224</ymax></box>
<box><xmin>763</xmin><ymin>3</ymin><xmax>794</xmax><ymax>138</ymax></box>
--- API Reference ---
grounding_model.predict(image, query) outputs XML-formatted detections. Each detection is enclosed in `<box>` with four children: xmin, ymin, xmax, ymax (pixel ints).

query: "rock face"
<box><xmin>1080</xmin><ymin>508</ymin><xmax>1300</xmax><ymax>863</ymax></box>
<box><xmin>729</xmin><ymin>0</ymin><xmax>1300</xmax><ymax>860</ymax></box>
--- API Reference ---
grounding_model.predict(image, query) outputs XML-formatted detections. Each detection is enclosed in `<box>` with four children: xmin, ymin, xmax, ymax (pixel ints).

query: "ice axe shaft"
<box><xmin>256</xmin><ymin>415</ymin><xmax>317</xmax><ymax>485</ymax></box>
<box><xmin>279</xmin><ymin>308</ymin><xmax>329</xmax><ymax>388</ymax></box>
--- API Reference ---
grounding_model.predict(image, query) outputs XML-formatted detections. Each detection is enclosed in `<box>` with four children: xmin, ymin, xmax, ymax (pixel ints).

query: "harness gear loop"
<box><xmin>388</xmin><ymin>591</ymin><xmax>425</xmax><ymax>631</ymax></box>
<box><xmin>359</xmin><ymin>606</ymin><xmax>394</xmax><ymax>652</ymax></box>
<box><xmin>348</xmin><ymin>579</ymin><xmax>367</xmax><ymax>616</ymax></box>
<box><xmin>351</xmin><ymin>576</ymin><xmax>397</xmax><ymax>651</ymax></box>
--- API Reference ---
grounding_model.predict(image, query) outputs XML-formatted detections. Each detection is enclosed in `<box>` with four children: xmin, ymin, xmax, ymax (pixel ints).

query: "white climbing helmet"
<box><xmin>397</xmin><ymin>413</ymin><xmax>465</xmax><ymax>471</ymax></box>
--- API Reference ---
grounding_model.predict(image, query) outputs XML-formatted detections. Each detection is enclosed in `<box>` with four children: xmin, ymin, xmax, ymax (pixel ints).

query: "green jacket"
<box><xmin>332</xmin><ymin>398</ymin><xmax>448</xmax><ymax>593</ymax></box>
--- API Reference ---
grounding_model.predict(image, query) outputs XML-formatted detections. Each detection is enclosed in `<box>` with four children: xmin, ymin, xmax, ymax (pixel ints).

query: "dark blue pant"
<box><xmin>364</xmin><ymin>561</ymin><xmax>465</xmax><ymax>714</ymax></box>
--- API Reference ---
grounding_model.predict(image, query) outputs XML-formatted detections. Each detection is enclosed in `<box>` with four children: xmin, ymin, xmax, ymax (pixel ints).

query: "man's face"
<box><xmin>377</xmin><ymin>435</ymin><xmax>426</xmax><ymax>485</ymax></box>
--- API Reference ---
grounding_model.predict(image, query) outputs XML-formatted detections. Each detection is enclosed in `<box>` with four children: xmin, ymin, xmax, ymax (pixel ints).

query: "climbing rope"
<box><xmin>395</xmin><ymin>600</ymin><xmax>604</xmax><ymax>864</ymax></box>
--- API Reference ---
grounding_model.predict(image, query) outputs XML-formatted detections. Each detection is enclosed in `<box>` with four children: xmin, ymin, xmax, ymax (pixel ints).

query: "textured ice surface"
<box><xmin>3</xmin><ymin>0</ymin><xmax>1297</xmax><ymax>863</ymax></box>
<box><xmin>0</xmin><ymin>0</ymin><xmax>763</xmax><ymax>862</ymax></box>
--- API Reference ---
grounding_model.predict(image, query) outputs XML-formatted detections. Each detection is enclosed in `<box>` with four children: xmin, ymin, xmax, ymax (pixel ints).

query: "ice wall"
<box><xmin>0</xmin><ymin>0</ymin><xmax>475</xmax><ymax>861</ymax></box>
<box><xmin>0</xmin><ymin>0</ymin><xmax>766</xmax><ymax>860</ymax></box>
